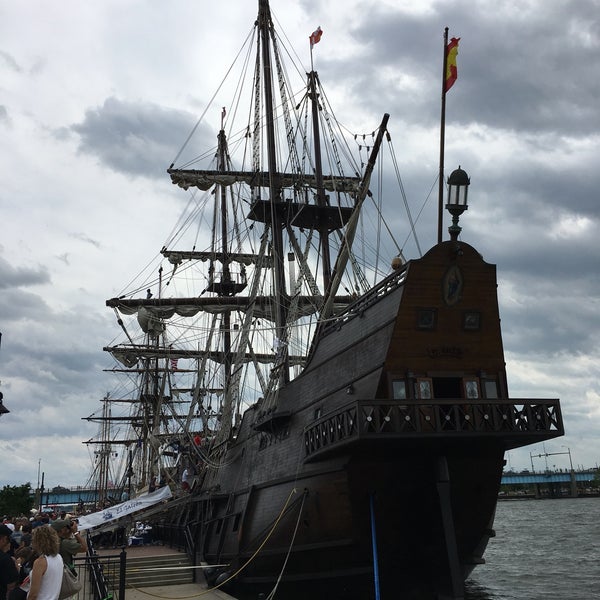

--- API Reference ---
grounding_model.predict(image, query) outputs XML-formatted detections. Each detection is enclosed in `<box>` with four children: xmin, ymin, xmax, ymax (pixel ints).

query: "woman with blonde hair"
<box><xmin>27</xmin><ymin>527</ymin><xmax>63</xmax><ymax>600</ymax></box>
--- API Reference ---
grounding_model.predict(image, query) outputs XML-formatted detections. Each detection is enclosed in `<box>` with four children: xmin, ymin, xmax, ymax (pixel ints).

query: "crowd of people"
<box><xmin>0</xmin><ymin>512</ymin><xmax>87</xmax><ymax>600</ymax></box>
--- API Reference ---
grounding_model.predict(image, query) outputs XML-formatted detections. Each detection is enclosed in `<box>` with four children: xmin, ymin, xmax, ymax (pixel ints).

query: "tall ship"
<box><xmin>86</xmin><ymin>1</ymin><xmax>563</xmax><ymax>597</ymax></box>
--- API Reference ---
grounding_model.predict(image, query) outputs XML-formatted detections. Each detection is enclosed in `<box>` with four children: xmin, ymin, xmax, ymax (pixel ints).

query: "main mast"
<box><xmin>259</xmin><ymin>0</ymin><xmax>289</xmax><ymax>384</ymax></box>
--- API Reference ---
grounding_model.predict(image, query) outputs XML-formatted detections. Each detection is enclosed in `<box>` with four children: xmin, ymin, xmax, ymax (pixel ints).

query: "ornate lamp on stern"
<box><xmin>446</xmin><ymin>166</ymin><xmax>470</xmax><ymax>241</ymax></box>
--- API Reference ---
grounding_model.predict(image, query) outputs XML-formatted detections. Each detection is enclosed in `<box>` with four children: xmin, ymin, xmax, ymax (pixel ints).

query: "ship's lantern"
<box><xmin>446</xmin><ymin>166</ymin><xmax>470</xmax><ymax>241</ymax></box>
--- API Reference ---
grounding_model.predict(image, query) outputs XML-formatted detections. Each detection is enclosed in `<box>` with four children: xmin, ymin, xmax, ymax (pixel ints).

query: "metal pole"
<box><xmin>39</xmin><ymin>472</ymin><xmax>45</xmax><ymax>513</ymax></box>
<box><xmin>569</xmin><ymin>448</ymin><xmax>573</xmax><ymax>471</ymax></box>
<box><xmin>562</xmin><ymin>446</ymin><xmax>574</xmax><ymax>471</ymax></box>
<box><xmin>119</xmin><ymin>548</ymin><xmax>127</xmax><ymax>600</ymax></box>
<box><xmin>438</xmin><ymin>27</ymin><xmax>449</xmax><ymax>244</ymax></box>
<box><xmin>369</xmin><ymin>494</ymin><xmax>381</xmax><ymax>600</ymax></box>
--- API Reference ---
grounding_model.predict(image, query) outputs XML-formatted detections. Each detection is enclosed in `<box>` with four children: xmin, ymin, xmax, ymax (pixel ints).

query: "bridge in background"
<box><xmin>32</xmin><ymin>469</ymin><xmax>599</xmax><ymax>511</ymax></box>
<box><xmin>32</xmin><ymin>486</ymin><xmax>118</xmax><ymax>512</ymax></box>
<box><xmin>502</xmin><ymin>471</ymin><xmax>597</xmax><ymax>485</ymax></box>
<box><xmin>500</xmin><ymin>469</ymin><xmax>598</xmax><ymax>498</ymax></box>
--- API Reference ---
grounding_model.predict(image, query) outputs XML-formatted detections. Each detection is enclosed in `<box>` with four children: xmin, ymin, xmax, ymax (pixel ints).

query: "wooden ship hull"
<box><xmin>157</xmin><ymin>241</ymin><xmax>562</xmax><ymax>599</ymax></box>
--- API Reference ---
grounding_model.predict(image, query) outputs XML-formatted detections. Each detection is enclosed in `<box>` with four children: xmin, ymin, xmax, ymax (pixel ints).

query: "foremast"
<box><xmin>320</xmin><ymin>113</ymin><xmax>390</xmax><ymax>320</ymax></box>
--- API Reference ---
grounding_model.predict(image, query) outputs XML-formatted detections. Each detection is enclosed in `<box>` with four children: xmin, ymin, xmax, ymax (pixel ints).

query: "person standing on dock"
<box><xmin>0</xmin><ymin>524</ymin><xmax>19</xmax><ymax>600</ymax></box>
<box><xmin>27</xmin><ymin>526</ymin><xmax>62</xmax><ymax>600</ymax></box>
<box><xmin>50</xmin><ymin>520</ymin><xmax>87</xmax><ymax>571</ymax></box>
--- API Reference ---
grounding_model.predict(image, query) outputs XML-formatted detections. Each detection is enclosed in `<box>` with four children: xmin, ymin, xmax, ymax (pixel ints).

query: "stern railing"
<box><xmin>303</xmin><ymin>398</ymin><xmax>563</xmax><ymax>461</ymax></box>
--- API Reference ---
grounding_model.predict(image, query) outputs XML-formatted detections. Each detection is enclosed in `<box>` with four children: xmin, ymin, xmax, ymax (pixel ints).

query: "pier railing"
<box><xmin>303</xmin><ymin>398</ymin><xmax>563</xmax><ymax>462</ymax></box>
<box><xmin>71</xmin><ymin>542</ymin><xmax>126</xmax><ymax>600</ymax></box>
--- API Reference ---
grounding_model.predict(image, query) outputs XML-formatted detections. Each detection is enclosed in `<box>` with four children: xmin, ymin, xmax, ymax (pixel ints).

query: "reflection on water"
<box><xmin>464</xmin><ymin>580</ymin><xmax>502</xmax><ymax>599</ymax></box>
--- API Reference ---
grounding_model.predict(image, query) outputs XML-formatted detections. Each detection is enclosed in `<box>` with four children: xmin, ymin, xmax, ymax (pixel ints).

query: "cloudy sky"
<box><xmin>1</xmin><ymin>0</ymin><xmax>599</xmax><ymax>492</ymax></box>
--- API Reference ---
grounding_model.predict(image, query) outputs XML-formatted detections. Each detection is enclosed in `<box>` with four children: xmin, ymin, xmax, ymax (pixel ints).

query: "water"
<box><xmin>465</xmin><ymin>497</ymin><xmax>600</xmax><ymax>599</ymax></box>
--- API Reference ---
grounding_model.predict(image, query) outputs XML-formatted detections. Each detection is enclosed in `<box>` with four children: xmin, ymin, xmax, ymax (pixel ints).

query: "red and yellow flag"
<box><xmin>445</xmin><ymin>37</ymin><xmax>460</xmax><ymax>92</ymax></box>
<box><xmin>310</xmin><ymin>26</ymin><xmax>323</xmax><ymax>49</ymax></box>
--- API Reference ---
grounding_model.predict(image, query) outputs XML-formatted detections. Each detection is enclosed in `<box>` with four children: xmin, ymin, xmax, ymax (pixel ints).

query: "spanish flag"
<box><xmin>445</xmin><ymin>37</ymin><xmax>460</xmax><ymax>92</ymax></box>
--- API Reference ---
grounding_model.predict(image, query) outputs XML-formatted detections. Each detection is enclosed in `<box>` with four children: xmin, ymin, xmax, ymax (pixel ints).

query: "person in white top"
<box><xmin>27</xmin><ymin>527</ymin><xmax>63</xmax><ymax>600</ymax></box>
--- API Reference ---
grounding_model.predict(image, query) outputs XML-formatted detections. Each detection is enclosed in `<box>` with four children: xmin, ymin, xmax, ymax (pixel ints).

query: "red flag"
<box><xmin>445</xmin><ymin>37</ymin><xmax>460</xmax><ymax>92</ymax></box>
<box><xmin>310</xmin><ymin>26</ymin><xmax>323</xmax><ymax>49</ymax></box>
<box><xmin>170</xmin><ymin>358</ymin><xmax>178</xmax><ymax>371</ymax></box>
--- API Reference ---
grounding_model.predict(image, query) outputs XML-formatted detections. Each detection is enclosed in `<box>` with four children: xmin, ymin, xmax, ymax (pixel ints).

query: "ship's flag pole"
<box><xmin>438</xmin><ymin>28</ymin><xmax>460</xmax><ymax>244</ymax></box>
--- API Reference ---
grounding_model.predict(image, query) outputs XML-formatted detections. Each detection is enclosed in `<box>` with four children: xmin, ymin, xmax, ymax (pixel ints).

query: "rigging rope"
<box><xmin>264</xmin><ymin>489</ymin><xmax>307</xmax><ymax>599</ymax></box>
<box><xmin>119</xmin><ymin>489</ymin><xmax>305</xmax><ymax>600</ymax></box>
<box><xmin>197</xmin><ymin>487</ymin><xmax>299</xmax><ymax>595</ymax></box>
<box><xmin>387</xmin><ymin>135</ymin><xmax>423</xmax><ymax>257</ymax></box>
<box><xmin>169</xmin><ymin>27</ymin><xmax>256</xmax><ymax>168</ymax></box>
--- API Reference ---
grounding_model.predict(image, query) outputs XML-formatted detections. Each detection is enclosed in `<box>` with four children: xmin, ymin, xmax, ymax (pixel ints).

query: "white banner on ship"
<box><xmin>77</xmin><ymin>486</ymin><xmax>172</xmax><ymax>531</ymax></box>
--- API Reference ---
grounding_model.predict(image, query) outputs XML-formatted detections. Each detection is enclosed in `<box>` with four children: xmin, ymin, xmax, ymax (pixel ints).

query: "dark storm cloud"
<box><xmin>0</xmin><ymin>288</ymin><xmax>49</xmax><ymax>321</ymax></box>
<box><xmin>0</xmin><ymin>255</ymin><xmax>50</xmax><ymax>289</ymax></box>
<box><xmin>499</xmin><ymin>282</ymin><xmax>599</xmax><ymax>357</ymax></box>
<box><xmin>0</xmin><ymin>307</ymin><xmax>110</xmax><ymax>440</ymax></box>
<box><xmin>469</xmin><ymin>167</ymin><xmax>599</xmax><ymax>356</ymax></box>
<box><xmin>335</xmin><ymin>0</ymin><xmax>600</xmax><ymax>136</ymax></box>
<box><xmin>8</xmin><ymin>338</ymin><xmax>102</xmax><ymax>389</ymax></box>
<box><xmin>497</xmin><ymin>232</ymin><xmax>599</xmax><ymax>284</ymax></box>
<box><xmin>70</xmin><ymin>97</ymin><xmax>204</xmax><ymax>178</ymax></box>
<box><xmin>493</xmin><ymin>157</ymin><xmax>598</xmax><ymax>217</ymax></box>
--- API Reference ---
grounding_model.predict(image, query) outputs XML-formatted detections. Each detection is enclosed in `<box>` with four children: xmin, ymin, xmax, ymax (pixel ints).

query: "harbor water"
<box><xmin>465</xmin><ymin>497</ymin><xmax>600</xmax><ymax>599</ymax></box>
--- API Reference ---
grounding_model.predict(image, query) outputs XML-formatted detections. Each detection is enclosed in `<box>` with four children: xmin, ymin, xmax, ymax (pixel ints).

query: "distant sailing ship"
<box><xmin>85</xmin><ymin>1</ymin><xmax>563</xmax><ymax>597</ymax></box>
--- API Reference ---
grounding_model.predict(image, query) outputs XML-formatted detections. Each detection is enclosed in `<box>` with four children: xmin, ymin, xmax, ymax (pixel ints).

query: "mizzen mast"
<box><xmin>308</xmin><ymin>70</ymin><xmax>332</xmax><ymax>292</ymax></box>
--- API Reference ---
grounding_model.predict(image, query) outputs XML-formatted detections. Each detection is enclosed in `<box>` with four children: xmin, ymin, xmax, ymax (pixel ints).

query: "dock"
<box><xmin>126</xmin><ymin>582</ymin><xmax>235</xmax><ymax>600</ymax></box>
<box><xmin>94</xmin><ymin>544</ymin><xmax>238</xmax><ymax>600</ymax></box>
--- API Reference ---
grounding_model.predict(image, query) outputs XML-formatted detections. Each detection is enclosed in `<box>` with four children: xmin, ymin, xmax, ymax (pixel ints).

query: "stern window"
<box><xmin>392</xmin><ymin>380</ymin><xmax>407</xmax><ymax>400</ymax></box>
<box><xmin>463</xmin><ymin>378</ymin><xmax>481</xmax><ymax>399</ymax></box>
<box><xmin>484</xmin><ymin>380</ymin><xmax>498</xmax><ymax>399</ymax></box>
<box><xmin>416</xmin><ymin>378</ymin><xmax>433</xmax><ymax>399</ymax></box>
